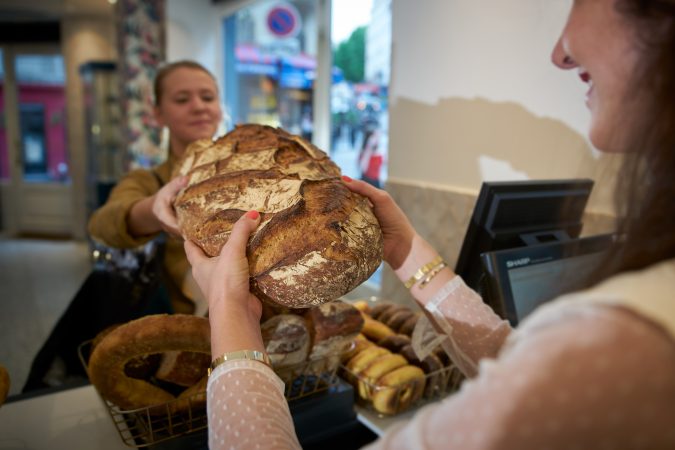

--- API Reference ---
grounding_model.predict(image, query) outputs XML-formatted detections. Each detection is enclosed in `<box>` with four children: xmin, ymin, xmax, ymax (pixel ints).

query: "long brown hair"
<box><xmin>598</xmin><ymin>0</ymin><xmax>675</xmax><ymax>279</ymax></box>
<box><xmin>153</xmin><ymin>60</ymin><xmax>217</xmax><ymax>106</ymax></box>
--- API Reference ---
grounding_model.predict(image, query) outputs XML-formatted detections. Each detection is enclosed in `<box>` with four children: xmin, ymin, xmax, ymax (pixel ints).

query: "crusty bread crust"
<box><xmin>173</xmin><ymin>124</ymin><xmax>383</xmax><ymax>308</ymax></box>
<box><xmin>262</xmin><ymin>314</ymin><xmax>310</xmax><ymax>369</ymax></box>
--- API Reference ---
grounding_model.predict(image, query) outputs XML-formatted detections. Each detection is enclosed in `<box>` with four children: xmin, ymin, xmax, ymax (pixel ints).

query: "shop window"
<box><xmin>330</xmin><ymin>0</ymin><xmax>390</xmax><ymax>189</ymax></box>
<box><xmin>15</xmin><ymin>54</ymin><xmax>68</xmax><ymax>183</ymax></box>
<box><xmin>223</xmin><ymin>0</ymin><xmax>391</xmax><ymax>288</ymax></box>
<box><xmin>223</xmin><ymin>0</ymin><xmax>318</xmax><ymax>138</ymax></box>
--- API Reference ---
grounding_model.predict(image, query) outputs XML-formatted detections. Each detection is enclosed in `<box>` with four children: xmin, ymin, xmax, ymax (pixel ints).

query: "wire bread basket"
<box><xmin>79</xmin><ymin>341</ymin><xmax>344</xmax><ymax>447</ymax></box>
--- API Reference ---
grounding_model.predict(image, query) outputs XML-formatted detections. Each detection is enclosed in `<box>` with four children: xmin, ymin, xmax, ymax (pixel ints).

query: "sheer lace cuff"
<box><xmin>422</xmin><ymin>276</ymin><xmax>511</xmax><ymax>377</ymax></box>
<box><xmin>207</xmin><ymin>359</ymin><xmax>284</xmax><ymax>393</ymax></box>
<box><xmin>207</xmin><ymin>360</ymin><xmax>301</xmax><ymax>450</ymax></box>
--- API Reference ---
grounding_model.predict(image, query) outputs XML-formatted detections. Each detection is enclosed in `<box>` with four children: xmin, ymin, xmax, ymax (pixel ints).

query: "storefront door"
<box><xmin>0</xmin><ymin>45</ymin><xmax>72</xmax><ymax>236</ymax></box>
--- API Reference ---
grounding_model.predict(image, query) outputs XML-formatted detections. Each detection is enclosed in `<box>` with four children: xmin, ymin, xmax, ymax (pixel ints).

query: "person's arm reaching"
<box><xmin>88</xmin><ymin>171</ymin><xmax>188</xmax><ymax>247</ymax></box>
<box><xmin>128</xmin><ymin>175</ymin><xmax>188</xmax><ymax>238</ymax></box>
<box><xmin>185</xmin><ymin>211</ymin><xmax>302</xmax><ymax>450</ymax></box>
<box><xmin>342</xmin><ymin>176</ymin><xmax>511</xmax><ymax>377</ymax></box>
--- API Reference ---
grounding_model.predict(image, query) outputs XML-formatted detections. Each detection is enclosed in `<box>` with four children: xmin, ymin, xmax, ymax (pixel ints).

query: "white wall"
<box><xmin>166</xmin><ymin>0</ymin><xmax>226</xmax><ymax>84</ymax></box>
<box><xmin>389</xmin><ymin>0</ymin><xmax>619</xmax><ymax>214</ymax></box>
<box><xmin>393</xmin><ymin>1</ymin><xmax>585</xmax><ymax>130</ymax></box>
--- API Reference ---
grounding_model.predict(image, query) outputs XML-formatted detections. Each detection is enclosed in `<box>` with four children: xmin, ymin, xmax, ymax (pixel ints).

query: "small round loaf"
<box><xmin>261</xmin><ymin>314</ymin><xmax>310</xmax><ymax>369</ymax></box>
<box><xmin>304</xmin><ymin>301</ymin><xmax>364</xmax><ymax>359</ymax></box>
<box><xmin>88</xmin><ymin>314</ymin><xmax>210</xmax><ymax>413</ymax></box>
<box><xmin>0</xmin><ymin>364</ymin><xmax>9</xmax><ymax>407</ymax></box>
<box><xmin>173</xmin><ymin>124</ymin><xmax>383</xmax><ymax>309</ymax></box>
<box><xmin>304</xmin><ymin>300</ymin><xmax>364</xmax><ymax>375</ymax></box>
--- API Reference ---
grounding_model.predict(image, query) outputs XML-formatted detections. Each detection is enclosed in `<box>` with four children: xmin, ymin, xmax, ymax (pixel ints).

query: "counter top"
<box><xmin>0</xmin><ymin>385</ymin><xmax>126</xmax><ymax>450</ymax></box>
<box><xmin>0</xmin><ymin>382</ymin><xmax>429</xmax><ymax>448</ymax></box>
<box><xmin>355</xmin><ymin>404</ymin><xmax>415</xmax><ymax>436</ymax></box>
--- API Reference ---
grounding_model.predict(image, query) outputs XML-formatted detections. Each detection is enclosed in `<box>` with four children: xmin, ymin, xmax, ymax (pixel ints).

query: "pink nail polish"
<box><xmin>341</xmin><ymin>175</ymin><xmax>353</xmax><ymax>182</ymax></box>
<box><xmin>246</xmin><ymin>210</ymin><xmax>260</xmax><ymax>220</ymax></box>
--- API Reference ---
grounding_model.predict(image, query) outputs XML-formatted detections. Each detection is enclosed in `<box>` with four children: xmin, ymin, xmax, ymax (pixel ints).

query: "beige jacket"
<box><xmin>87</xmin><ymin>155</ymin><xmax>195</xmax><ymax>314</ymax></box>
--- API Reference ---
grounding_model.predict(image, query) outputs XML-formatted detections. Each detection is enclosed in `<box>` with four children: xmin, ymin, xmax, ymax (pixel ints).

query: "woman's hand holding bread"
<box><xmin>341</xmin><ymin>176</ymin><xmax>416</xmax><ymax>270</ymax></box>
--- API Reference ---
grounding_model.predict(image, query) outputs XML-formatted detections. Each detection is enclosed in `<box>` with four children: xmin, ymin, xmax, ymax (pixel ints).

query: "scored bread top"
<box><xmin>173</xmin><ymin>124</ymin><xmax>383</xmax><ymax>309</ymax></box>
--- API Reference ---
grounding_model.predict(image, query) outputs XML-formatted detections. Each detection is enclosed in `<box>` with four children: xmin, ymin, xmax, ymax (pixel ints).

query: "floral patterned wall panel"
<box><xmin>116</xmin><ymin>0</ymin><xmax>166</xmax><ymax>169</ymax></box>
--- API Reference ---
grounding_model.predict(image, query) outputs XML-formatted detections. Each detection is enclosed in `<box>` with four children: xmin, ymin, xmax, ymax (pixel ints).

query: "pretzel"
<box><xmin>87</xmin><ymin>314</ymin><xmax>210</xmax><ymax>414</ymax></box>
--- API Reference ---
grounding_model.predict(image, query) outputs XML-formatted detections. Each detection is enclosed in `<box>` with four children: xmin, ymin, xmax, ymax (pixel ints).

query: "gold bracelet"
<box><xmin>418</xmin><ymin>261</ymin><xmax>447</xmax><ymax>289</ymax></box>
<box><xmin>403</xmin><ymin>255</ymin><xmax>443</xmax><ymax>289</ymax></box>
<box><xmin>208</xmin><ymin>350</ymin><xmax>272</xmax><ymax>376</ymax></box>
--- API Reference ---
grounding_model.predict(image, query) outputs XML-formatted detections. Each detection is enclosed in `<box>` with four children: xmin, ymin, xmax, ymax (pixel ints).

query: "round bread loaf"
<box><xmin>304</xmin><ymin>300</ymin><xmax>364</xmax><ymax>375</ymax></box>
<box><xmin>261</xmin><ymin>314</ymin><xmax>310</xmax><ymax>369</ymax></box>
<box><xmin>173</xmin><ymin>124</ymin><xmax>383</xmax><ymax>309</ymax></box>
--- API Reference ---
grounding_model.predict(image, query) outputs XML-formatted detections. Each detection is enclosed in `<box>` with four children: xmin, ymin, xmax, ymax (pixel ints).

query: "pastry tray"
<box><xmin>340</xmin><ymin>362</ymin><xmax>464</xmax><ymax>416</ymax></box>
<box><xmin>79</xmin><ymin>341</ymin><xmax>344</xmax><ymax>448</ymax></box>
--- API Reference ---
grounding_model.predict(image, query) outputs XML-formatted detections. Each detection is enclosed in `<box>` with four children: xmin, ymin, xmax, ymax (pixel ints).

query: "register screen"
<box><xmin>506</xmin><ymin>252</ymin><xmax>605</xmax><ymax>322</ymax></box>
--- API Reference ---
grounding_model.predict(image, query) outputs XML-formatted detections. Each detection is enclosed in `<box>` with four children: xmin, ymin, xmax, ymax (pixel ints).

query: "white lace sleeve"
<box><xmin>364</xmin><ymin>303</ymin><xmax>675</xmax><ymax>450</ymax></box>
<box><xmin>423</xmin><ymin>276</ymin><xmax>511</xmax><ymax>377</ymax></box>
<box><xmin>207</xmin><ymin>360</ymin><xmax>301</xmax><ymax>450</ymax></box>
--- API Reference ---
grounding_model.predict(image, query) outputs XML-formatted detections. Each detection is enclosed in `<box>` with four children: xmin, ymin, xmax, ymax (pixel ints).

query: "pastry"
<box><xmin>371</xmin><ymin>365</ymin><xmax>426</xmax><ymax>415</ymax></box>
<box><xmin>361</xmin><ymin>316</ymin><xmax>396</xmax><ymax>342</ymax></box>
<box><xmin>261</xmin><ymin>313</ymin><xmax>310</xmax><ymax>369</ymax></box>
<box><xmin>87</xmin><ymin>314</ymin><xmax>210</xmax><ymax>414</ymax></box>
<box><xmin>356</xmin><ymin>353</ymin><xmax>407</xmax><ymax>400</ymax></box>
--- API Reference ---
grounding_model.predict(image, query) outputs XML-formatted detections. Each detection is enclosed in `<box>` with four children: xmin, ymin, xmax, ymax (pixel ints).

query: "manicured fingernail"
<box><xmin>245</xmin><ymin>210</ymin><xmax>260</xmax><ymax>220</ymax></box>
<box><xmin>341</xmin><ymin>175</ymin><xmax>353</xmax><ymax>182</ymax></box>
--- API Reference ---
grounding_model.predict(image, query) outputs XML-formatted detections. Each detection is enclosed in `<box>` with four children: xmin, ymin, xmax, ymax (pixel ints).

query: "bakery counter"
<box><xmin>0</xmin><ymin>385</ymin><xmax>126</xmax><ymax>450</ymax></box>
<box><xmin>355</xmin><ymin>404</ymin><xmax>415</xmax><ymax>436</ymax></box>
<box><xmin>0</xmin><ymin>381</ymin><xmax>380</xmax><ymax>450</ymax></box>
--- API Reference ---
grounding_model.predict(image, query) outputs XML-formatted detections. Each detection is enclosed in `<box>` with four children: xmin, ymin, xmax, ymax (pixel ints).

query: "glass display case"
<box><xmin>80</xmin><ymin>61</ymin><xmax>123</xmax><ymax>218</ymax></box>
